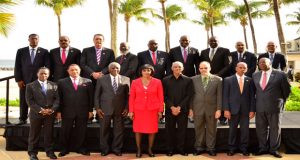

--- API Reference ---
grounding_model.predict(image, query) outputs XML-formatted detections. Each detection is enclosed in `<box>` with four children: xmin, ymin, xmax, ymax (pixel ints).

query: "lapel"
<box><xmin>67</xmin><ymin>77</ymin><xmax>77</xmax><ymax>91</ymax></box>
<box><xmin>99</xmin><ymin>47</ymin><xmax>107</xmax><ymax>65</ymax></box>
<box><xmin>177</xmin><ymin>47</ymin><xmax>185</xmax><ymax>62</ymax></box>
<box><xmin>146</xmin><ymin>51</ymin><xmax>155</xmax><ymax>65</ymax></box>
<box><xmin>34</xmin><ymin>80</ymin><xmax>46</xmax><ymax>97</ymax></box>
<box><xmin>205</xmin><ymin>75</ymin><xmax>213</xmax><ymax>92</ymax></box>
<box><xmin>204</xmin><ymin>48</ymin><xmax>211</xmax><ymax>62</ymax></box>
<box><xmin>33</xmin><ymin>47</ymin><xmax>42</xmax><ymax>64</ymax></box>
<box><xmin>232</xmin><ymin>76</ymin><xmax>241</xmax><ymax>94</ymax></box>
<box><xmin>107</xmin><ymin>75</ymin><xmax>116</xmax><ymax>94</ymax></box>
<box><xmin>197</xmin><ymin>75</ymin><xmax>206</xmax><ymax>93</ymax></box>
<box><xmin>91</xmin><ymin>47</ymin><xmax>98</xmax><ymax>65</ymax></box>
<box><xmin>265</xmin><ymin>70</ymin><xmax>276</xmax><ymax>90</ymax></box>
<box><xmin>65</xmin><ymin>47</ymin><xmax>74</xmax><ymax>64</ymax></box>
<box><xmin>256</xmin><ymin>71</ymin><xmax>263</xmax><ymax>90</ymax></box>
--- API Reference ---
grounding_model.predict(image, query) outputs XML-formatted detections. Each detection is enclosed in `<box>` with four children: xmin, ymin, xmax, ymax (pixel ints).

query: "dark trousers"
<box><xmin>228</xmin><ymin>114</ymin><xmax>249</xmax><ymax>152</ymax></box>
<box><xmin>28</xmin><ymin>116</ymin><xmax>55</xmax><ymax>155</ymax></box>
<box><xmin>165</xmin><ymin>111</ymin><xmax>188</xmax><ymax>153</ymax></box>
<box><xmin>255</xmin><ymin>112</ymin><xmax>282</xmax><ymax>152</ymax></box>
<box><xmin>19</xmin><ymin>87</ymin><xmax>28</xmax><ymax>121</ymax></box>
<box><xmin>99</xmin><ymin>115</ymin><xmax>124</xmax><ymax>153</ymax></box>
<box><xmin>60</xmin><ymin>116</ymin><xmax>88</xmax><ymax>152</ymax></box>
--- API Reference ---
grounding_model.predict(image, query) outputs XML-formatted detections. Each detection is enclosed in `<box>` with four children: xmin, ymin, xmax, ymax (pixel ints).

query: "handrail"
<box><xmin>0</xmin><ymin>75</ymin><xmax>15</xmax><ymax>127</ymax></box>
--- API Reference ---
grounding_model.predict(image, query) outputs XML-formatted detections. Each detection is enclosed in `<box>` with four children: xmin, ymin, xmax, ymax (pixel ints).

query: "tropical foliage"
<box><xmin>286</xmin><ymin>8</ymin><xmax>300</xmax><ymax>34</ymax></box>
<box><xmin>0</xmin><ymin>0</ymin><xmax>18</xmax><ymax>37</ymax></box>
<box><xmin>286</xmin><ymin>86</ymin><xmax>300</xmax><ymax>111</ymax></box>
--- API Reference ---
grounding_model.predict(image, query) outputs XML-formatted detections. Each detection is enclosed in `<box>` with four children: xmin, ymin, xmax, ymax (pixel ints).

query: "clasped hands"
<box><xmin>96</xmin><ymin>108</ymin><xmax>128</xmax><ymax>119</ymax></box>
<box><xmin>171</xmin><ymin>106</ymin><xmax>181</xmax><ymax>116</ymax></box>
<box><xmin>39</xmin><ymin>108</ymin><xmax>54</xmax><ymax>116</ymax></box>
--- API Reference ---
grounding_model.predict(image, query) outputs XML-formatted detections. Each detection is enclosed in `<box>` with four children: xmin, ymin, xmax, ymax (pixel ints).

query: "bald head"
<box><xmin>179</xmin><ymin>35</ymin><xmax>190</xmax><ymax>48</ymax></box>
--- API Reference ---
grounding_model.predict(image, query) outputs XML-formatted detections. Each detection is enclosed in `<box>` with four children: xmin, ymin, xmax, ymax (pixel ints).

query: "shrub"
<box><xmin>285</xmin><ymin>86</ymin><xmax>300</xmax><ymax>111</ymax></box>
<box><xmin>295</xmin><ymin>72</ymin><xmax>300</xmax><ymax>82</ymax></box>
<box><xmin>0</xmin><ymin>98</ymin><xmax>19</xmax><ymax>107</ymax></box>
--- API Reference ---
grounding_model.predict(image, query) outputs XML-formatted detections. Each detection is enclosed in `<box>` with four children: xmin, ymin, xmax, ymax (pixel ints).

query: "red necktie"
<box><xmin>183</xmin><ymin>49</ymin><xmax>187</xmax><ymax>63</ymax></box>
<box><xmin>73</xmin><ymin>78</ymin><xmax>78</xmax><ymax>90</ymax></box>
<box><xmin>152</xmin><ymin>52</ymin><xmax>156</xmax><ymax>65</ymax></box>
<box><xmin>61</xmin><ymin>49</ymin><xmax>66</xmax><ymax>64</ymax></box>
<box><xmin>261</xmin><ymin>72</ymin><xmax>267</xmax><ymax>90</ymax></box>
<box><xmin>119</xmin><ymin>55</ymin><xmax>125</xmax><ymax>64</ymax></box>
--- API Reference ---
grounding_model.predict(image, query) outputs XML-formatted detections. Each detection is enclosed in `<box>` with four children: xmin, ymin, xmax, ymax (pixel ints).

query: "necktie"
<box><xmin>239</xmin><ymin>52</ymin><xmax>242</xmax><ymax>61</ymax></box>
<box><xmin>270</xmin><ymin>54</ymin><xmax>274</xmax><ymax>64</ymax></box>
<box><xmin>61</xmin><ymin>49</ymin><xmax>66</xmax><ymax>64</ymax></box>
<box><xmin>41</xmin><ymin>82</ymin><xmax>47</xmax><ymax>95</ymax></box>
<box><xmin>112</xmin><ymin>77</ymin><xmax>118</xmax><ymax>93</ymax></box>
<box><xmin>261</xmin><ymin>72</ymin><xmax>267</xmax><ymax>90</ymax></box>
<box><xmin>152</xmin><ymin>52</ymin><xmax>156</xmax><ymax>65</ymax></box>
<box><xmin>73</xmin><ymin>78</ymin><xmax>78</xmax><ymax>90</ymax></box>
<box><xmin>30</xmin><ymin>49</ymin><xmax>35</xmax><ymax>64</ymax></box>
<box><xmin>96</xmin><ymin>49</ymin><xmax>101</xmax><ymax>65</ymax></box>
<box><xmin>203</xmin><ymin>76</ymin><xmax>208</xmax><ymax>90</ymax></box>
<box><xmin>183</xmin><ymin>49</ymin><xmax>187</xmax><ymax>63</ymax></box>
<box><xmin>119</xmin><ymin>55</ymin><xmax>125</xmax><ymax>64</ymax></box>
<box><xmin>209</xmin><ymin>48</ymin><xmax>215</xmax><ymax>61</ymax></box>
<box><xmin>238</xmin><ymin>77</ymin><xmax>243</xmax><ymax>93</ymax></box>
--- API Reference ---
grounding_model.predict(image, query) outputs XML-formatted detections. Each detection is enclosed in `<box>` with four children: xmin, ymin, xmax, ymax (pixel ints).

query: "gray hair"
<box><xmin>108</xmin><ymin>62</ymin><xmax>121</xmax><ymax>70</ymax></box>
<box><xmin>172</xmin><ymin>61</ymin><xmax>184</xmax><ymax>69</ymax></box>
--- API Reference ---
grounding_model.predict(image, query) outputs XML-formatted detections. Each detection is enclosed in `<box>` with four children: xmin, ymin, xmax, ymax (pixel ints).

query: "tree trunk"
<box><xmin>161</xmin><ymin>1</ymin><xmax>170</xmax><ymax>52</ymax></box>
<box><xmin>243</xmin><ymin>25</ymin><xmax>249</xmax><ymax>49</ymax></box>
<box><xmin>166</xmin><ymin>24</ymin><xmax>170</xmax><ymax>52</ymax></box>
<box><xmin>126</xmin><ymin>20</ymin><xmax>129</xmax><ymax>42</ymax></box>
<box><xmin>244</xmin><ymin>0</ymin><xmax>257</xmax><ymax>54</ymax></box>
<box><xmin>57</xmin><ymin>14</ymin><xmax>61</xmax><ymax>38</ymax></box>
<box><xmin>210</xmin><ymin>16</ymin><xmax>214</xmax><ymax>37</ymax></box>
<box><xmin>108</xmin><ymin>0</ymin><xmax>113</xmax><ymax>30</ymax></box>
<box><xmin>206</xmin><ymin>29</ymin><xmax>209</xmax><ymax>48</ymax></box>
<box><xmin>111</xmin><ymin>0</ymin><xmax>119</xmax><ymax>57</ymax></box>
<box><xmin>273</xmin><ymin>0</ymin><xmax>286</xmax><ymax>55</ymax></box>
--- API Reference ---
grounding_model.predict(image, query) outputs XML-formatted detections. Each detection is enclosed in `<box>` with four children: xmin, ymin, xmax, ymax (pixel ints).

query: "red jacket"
<box><xmin>129</xmin><ymin>77</ymin><xmax>164</xmax><ymax>112</ymax></box>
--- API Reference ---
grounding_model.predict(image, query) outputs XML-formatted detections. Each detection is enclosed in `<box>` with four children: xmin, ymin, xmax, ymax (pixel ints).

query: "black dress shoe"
<box><xmin>270</xmin><ymin>151</ymin><xmax>282</xmax><ymax>158</ymax></box>
<box><xmin>114</xmin><ymin>152</ymin><xmax>122</xmax><ymax>156</ymax></box>
<box><xmin>193</xmin><ymin>150</ymin><xmax>203</xmax><ymax>156</ymax></box>
<box><xmin>166</xmin><ymin>151</ymin><xmax>173</xmax><ymax>156</ymax></box>
<box><xmin>255</xmin><ymin>150</ymin><xmax>268</xmax><ymax>156</ymax></box>
<box><xmin>242</xmin><ymin>151</ymin><xmax>250</xmax><ymax>156</ymax></box>
<box><xmin>46</xmin><ymin>152</ymin><xmax>57</xmax><ymax>159</ymax></box>
<box><xmin>16</xmin><ymin>120</ymin><xmax>27</xmax><ymax>125</ymax></box>
<box><xmin>148</xmin><ymin>153</ymin><xmax>155</xmax><ymax>157</ymax></box>
<box><xmin>208</xmin><ymin>150</ymin><xmax>217</xmax><ymax>156</ymax></box>
<box><xmin>77</xmin><ymin>150</ymin><xmax>90</xmax><ymax>156</ymax></box>
<box><xmin>29</xmin><ymin>154</ymin><xmax>39</xmax><ymax>160</ymax></box>
<box><xmin>101</xmin><ymin>152</ymin><xmax>109</xmax><ymax>156</ymax></box>
<box><xmin>179</xmin><ymin>152</ymin><xmax>188</xmax><ymax>156</ymax></box>
<box><xmin>58</xmin><ymin>151</ymin><xmax>69</xmax><ymax>157</ymax></box>
<box><xmin>227</xmin><ymin>150</ymin><xmax>235</xmax><ymax>156</ymax></box>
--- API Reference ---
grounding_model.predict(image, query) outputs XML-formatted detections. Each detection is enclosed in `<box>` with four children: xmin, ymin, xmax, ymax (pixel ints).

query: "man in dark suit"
<box><xmin>163</xmin><ymin>61</ymin><xmax>194</xmax><ymax>156</ymax></box>
<box><xmin>94</xmin><ymin>62</ymin><xmax>130</xmax><ymax>156</ymax></box>
<box><xmin>57</xmin><ymin>64</ymin><xmax>94</xmax><ymax>157</ymax></box>
<box><xmin>230</xmin><ymin>41</ymin><xmax>257</xmax><ymax>77</ymax></box>
<box><xmin>258</xmin><ymin>41</ymin><xmax>286</xmax><ymax>71</ymax></box>
<box><xmin>137</xmin><ymin>39</ymin><xmax>171</xmax><ymax>80</ymax></box>
<box><xmin>80</xmin><ymin>34</ymin><xmax>115</xmax><ymax>84</ymax></box>
<box><xmin>14</xmin><ymin>33</ymin><xmax>50</xmax><ymax>125</ymax></box>
<box><xmin>199</xmin><ymin>36</ymin><xmax>231</xmax><ymax>125</ymax></box>
<box><xmin>223</xmin><ymin>62</ymin><xmax>256</xmax><ymax>156</ymax></box>
<box><xmin>253</xmin><ymin>58</ymin><xmax>291</xmax><ymax>158</ymax></box>
<box><xmin>26</xmin><ymin>67</ymin><xmax>59</xmax><ymax>160</ymax></box>
<box><xmin>169</xmin><ymin>35</ymin><xmax>200</xmax><ymax>77</ymax></box>
<box><xmin>190</xmin><ymin>61</ymin><xmax>222</xmax><ymax>156</ymax></box>
<box><xmin>49</xmin><ymin>36</ymin><xmax>81</xmax><ymax>82</ymax></box>
<box><xmin>115</xmin><ymin>42</ymin><xmax>138</xmax><ymax>81</ymax></box>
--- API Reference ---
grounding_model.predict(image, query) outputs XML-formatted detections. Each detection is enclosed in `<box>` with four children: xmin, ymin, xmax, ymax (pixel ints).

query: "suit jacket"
<box><xmin>190</xmin><ymin>75</ymin><xmax>222</xmax><ymax>116</ymax></box>
<box><xmin>252</xmin><ymin>70</ymin><xmax>291</xmax><ymax>113</ymax></box>
<box><xmin>169</xmin><ymin>46</ymin><xmax>200</xmax><ymax>77</ymax></box>
<box><xmin>129</xmin><ymin>78</ymin><xmax>164</xmax><ymax>112</ymax></box>
<box><xmin>115</xmin><ymin>52</ymin><xmax>138</xmax><ymax>80</ymax></box>
<box><xmin>80</xmin><ymin>46</ymin><xmax>115</xmax><ymax>78</ymax></box>
<box><xmin>200</xmin><ymin>47</ymin><xmax>231</xmax><ymax>78</ymax></box>
<box><xmin>258</xmin><ymin>53</ymin><xmax>286</xmax><ymax>71</ymax></box>
<box><xmin>25</xmin><ymin>80</ymin><xmax>59</xmax><ymax>119</ymax></box>
<box><xmin>230</xmin><ymin>51</ymin><xmax>257</xmax><ymax>77</ymax></box>
<box><xmin>57</xmin><ymin>77</ymin><xmax>94</xmax><ymax>118</ymax></box>
<box><xmin>49</xmin><ymin>47</ymin><xmax>81</xmax><ymax>82</ymax></box>
<box><xmin>14</xmin><ymin>46</ymin><xmax>50</xmax><ymax>84</ymax></box>
<box><xmin>137</xmin><ymin>50</ymin><xmax>171</xmax><ymax>79</ymax></box>
<box><xmin>222</xmin><ymin>75</ymin><xmax>255</xmax><ymax>115</ymax></box>
<box><xmin>94</xmin><ymin>74</ymin><xmax>130</xmax><ymax>115</ymax></box>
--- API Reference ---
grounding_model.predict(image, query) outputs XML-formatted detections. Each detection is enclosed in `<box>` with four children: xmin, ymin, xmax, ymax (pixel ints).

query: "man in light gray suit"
<box><xmin>253</xmin><ymin>58</ymin><xmax>290</xmax><ymax>158</ymax></box>
<box><xmin>189</xmin><ymin>61</ymin><xmax>222</xmax><ymax>156</ymax></box>
<box><xmin>26</xmin><ymin>67</ymin><xmax>59</xmax><ymax>160</ymax></box>
<box><xmin>94</xmin><ymin>62</ymin><xmax>130</xmax><ymax>156</ymax></box>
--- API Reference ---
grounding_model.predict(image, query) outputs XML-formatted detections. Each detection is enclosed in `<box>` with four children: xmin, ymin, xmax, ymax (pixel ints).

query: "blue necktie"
<box><xmin>41</xmin><ymin>82</ymin><xmax>47</xmax><ymax>95</ymax></box>
<box><xmin>270</xmin><ymin>54</ymin><xmax>274</xmax><ymax>64</ymax></box>
<box><xmin>30</xmin><ymin>49</ymin><xmax>35</xmax><ymax>64</ymax></box>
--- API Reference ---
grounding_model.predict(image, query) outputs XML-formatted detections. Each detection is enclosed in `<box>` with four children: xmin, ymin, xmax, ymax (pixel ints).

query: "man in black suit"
<box><xmin>258</xmin><ymin>41</ymin><xmax>286</xmax><ymax>71</ymax></box>
<box><xmin>49</xmin><ymin>36</ymin><xmax>81</xmax><ymax>82</ymax></box>
<box><xmin>230</xmin><ymin>41</ymin><xmax>257</xmax><ymax>77</ymax></box>
<box><xmin>169</xmin><ymin>35</ymin><xmax>200</xmax><ymax>77</ymax></box>
<box><xmin>94</xmin><ymin>62</ymin><xmax>130</xmax><ymax>156</ymax></box>
<box><xmin>14</xmin><ymin>33</ymin><xmax>50</xmax><ymax>125</ymax></box>
<box><xmin>253</xmin><ymin>58</ymin><xmax>291</xmax><ymax>158</ymax></box>
<box><xmin>163</xmin><ymin>61</ymin><xmax>194</xmax><ymax>156</ymax></box>
<box><xmin>115</xmin><ymin>42</ymin><xmax>138</xmax><ymax>81</ymax></box>
<box><xmin>223</xmin><ymin>62</ymin><xmax>255</xmax><ymax>156</ymax></box>
<box><xmin>137</xmin><ymin>39</ymin><xmax>171</xmax><ymax>80</ymax></box>
<box><xmin>200</xmin><ymin>36</ymin><xmax>231</xmax><ymax>125</ymax></box>
<box><xmin>80</xmin><ymin>34</ymin><xmax>115</xmax><ymax>84</ymax></box>
<box><xmin>57</xmin><ymin>64</ymin><xmax>94</xmax><ymax>157</ymax></box>
<box><xmin>26</xmin><ymin>67</ymin><xmax>59</xmax><ymax>160</ymax></box>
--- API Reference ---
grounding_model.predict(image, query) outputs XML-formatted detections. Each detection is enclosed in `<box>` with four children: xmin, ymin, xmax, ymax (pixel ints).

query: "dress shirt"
<box><xmin>148</xmin><ymin>50</ymin><xmax>157</xmax><ymax>59</ymax></box>
<box><xmin>60</xmin><ymin>46</ymin><xmax>70</xmax><ymax>58</ymax></box>
<box><xmin>29</xmin><ymin>46</ymin><xmax>38</xmax><ymax>58</ymax></box>
<box><xmin>180</xmin><ymin>46</ymin><xmax>188</xmax><ymax>58</ymax></box>
<box><xmin>259</xmin><ymin>68</ymin><xmax>272</xmax><ymax>87</ymax></box>
<box><xmin>235</xmin><ymin>74</ymin><xmax>245</xmax><ymax>83</ymax></box>
<box><xmin>209</xmin><ymin>47</ymin><xmax>218</xmax><ymax>58</ymax></box>
<box><xmin>110</xmin><ymin>74</ymin><xmax>119</xmax><ymax>88</ymax></box>
<box><xmin>38</xmin><ymin>80</ymin><xmax>47</xmax><ymax>89</ymax></box>
<box><xmin>70</xmin><ymin>76</ymin><xmax>79</xmax><ymax>86</ymax></box>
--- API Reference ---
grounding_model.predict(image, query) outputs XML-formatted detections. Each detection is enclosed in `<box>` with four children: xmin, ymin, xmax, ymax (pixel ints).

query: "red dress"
<box><xmin>129</xmin><ymin>78</ymin><xmax>164</xmax><ymax>133</ymax></box>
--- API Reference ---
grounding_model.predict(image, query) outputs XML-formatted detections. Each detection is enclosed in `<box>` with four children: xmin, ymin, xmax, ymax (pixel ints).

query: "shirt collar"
<box><xmin>38</xmin><ymin>80</ymin><xmax>47</xmax><ymax>84</ymax></box>
<box><xmin>263</xmin><ymin>68</ymin><xmax>273</xmax><ymax>75</ymax></box>
<box><xmin>29</xmin><ymin>46</ymin><xmax>38</xmax><ymax>50</ymax></box>
<box><xmin>235</xmin><ymin>74</ymin><xmax>245</xmax><ymax>79</ymax></box>
<box><xmin>60</xmin><ymin>47</ymin><xmax>70</xmax><ymax>52</ymax></box>
<box><xmin>171</xmin><ymin>74</ymin><xmax>183</xmax><ymax>79</ymax></box>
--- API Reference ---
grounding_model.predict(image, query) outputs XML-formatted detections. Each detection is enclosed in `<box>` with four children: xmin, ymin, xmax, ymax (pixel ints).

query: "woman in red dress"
<box><xmin>128</xmin><ymin>64</ymin><xmax>164</xmax><ymax>158</ymax></box>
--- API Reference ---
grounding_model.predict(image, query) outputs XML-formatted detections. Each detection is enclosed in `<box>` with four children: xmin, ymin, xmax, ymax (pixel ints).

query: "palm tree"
<box><xmin>107</xmin><ymin>0</ymin><xmax>120</xmax><ymax>56</ymax></box>
<box><xmin>158</xmin><ymin>0</ymin><xmax>169</xmax><ymax>52</ymax></box>
<box><xmin>0</xmin><ymin>0</ymin><xmax>18</xmax><ymax>37</ymax></box>
<box><xmin>35</xmin><ymin>0</ymin><xmax>85</xmax><ymax>38</ymax></box>
<box><xmin>266</xmin><ymin>0</ymin><xmax>299</xmax><ymax>55</ymax></box>
<box><xmin>244</xmin><ymin>0</ymin><xmax>257</xmax><ymax>53</ymax></box>
<box><xmin>192</xmin><ymin>13</ymin><xmax>227</xmax><ymax>47</ymax></box>
<box><xmin>189</xmin><ymin>0</ymin><xmax>234</xmax><ymax>37</ymax></box>
<box><xmin>228</xmin><ymin>1</ymin><xmax>272</xmax><ymax>50</ymax></box>
<box><xmin>153</xmin><ymin>4</ymin><xmax>187</xmax><ymax>52</ymax></box>
<box><xmin>119</xmin><ymin>0</ymin><xmax>153</xmax><ymax>42</ymax></box>
<box><xmin>286</xmin><ymin>8</ymin><xmax>300</xmax><ymax>34</ymax></box>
